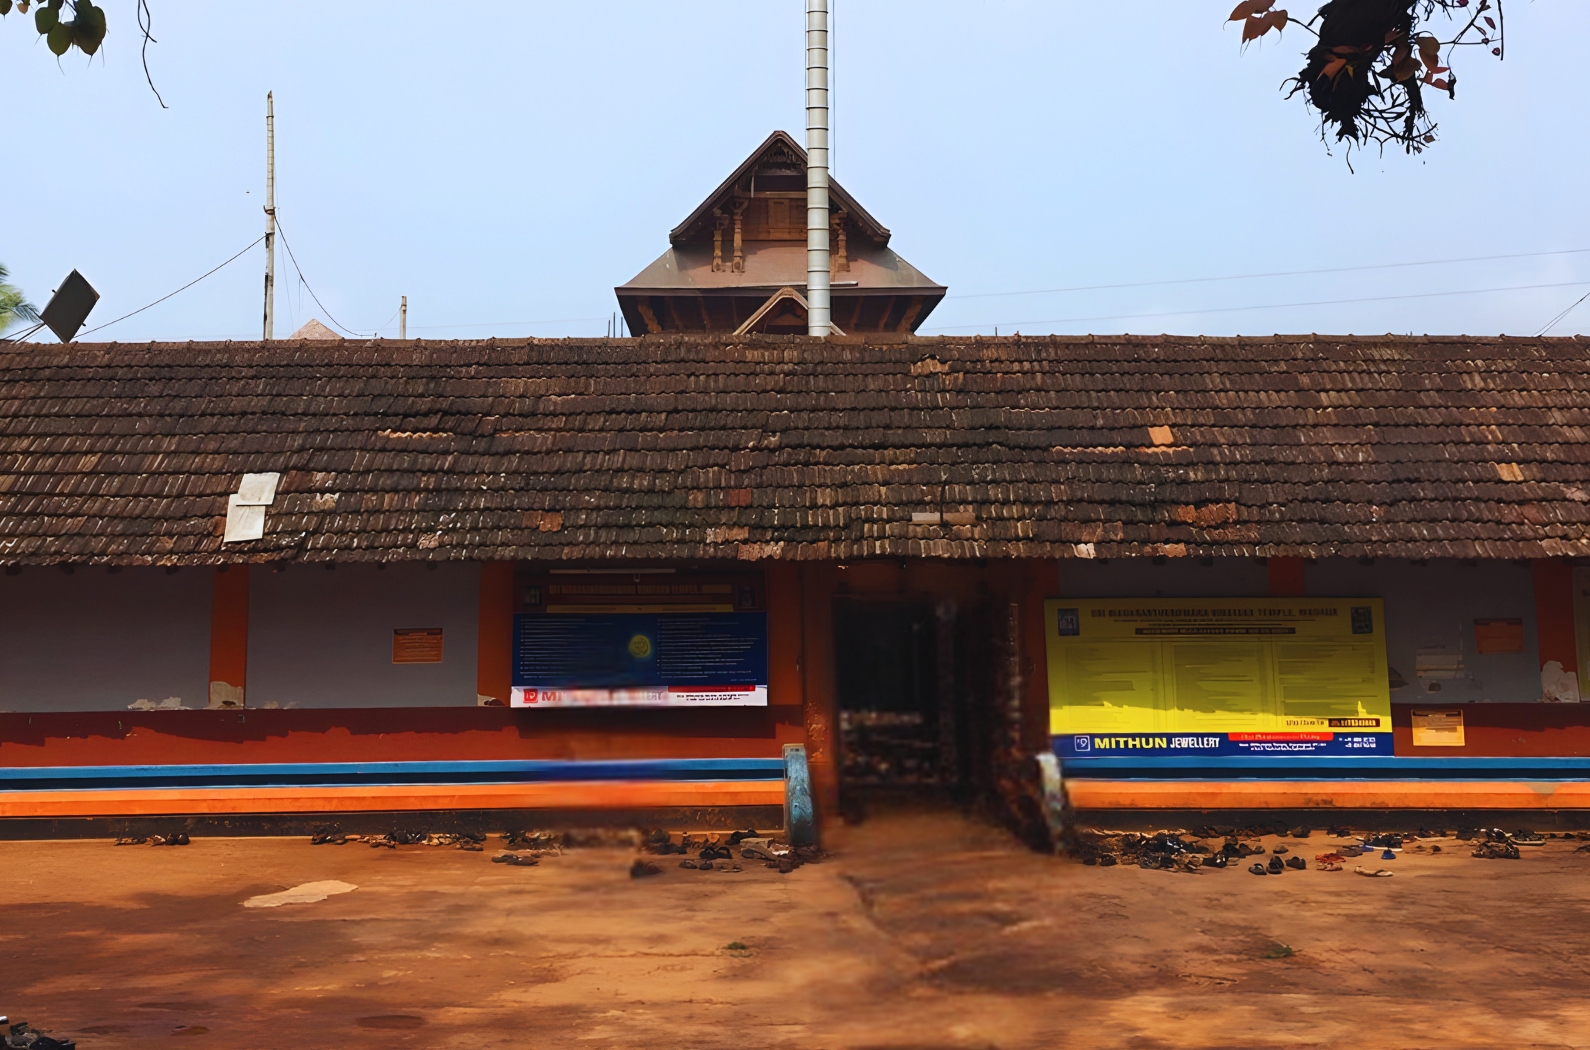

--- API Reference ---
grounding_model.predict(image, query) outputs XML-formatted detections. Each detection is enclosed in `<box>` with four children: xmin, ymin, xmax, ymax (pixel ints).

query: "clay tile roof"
<box><xmin>2</xmin><ymin>334</ymin><xmax>1590</xmax><ymax>566</ymax></box>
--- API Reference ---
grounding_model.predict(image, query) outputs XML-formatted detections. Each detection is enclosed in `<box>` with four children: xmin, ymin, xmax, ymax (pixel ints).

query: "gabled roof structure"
<box><xmin>3</xmin><ymin>334</ymin><xmax>1589</xmax><ymax>565</ymax></box>
<box><xmin>616</xmin><ymin>131</ymin><xmax>945</xmax><ymax>336</ymax></box>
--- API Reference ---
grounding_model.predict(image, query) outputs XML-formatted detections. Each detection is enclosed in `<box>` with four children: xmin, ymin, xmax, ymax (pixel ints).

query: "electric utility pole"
<box><xmin>263</xmin><ymin>92</ymin><xmax>276</xmax><ymax>340</ymax></box>
<box><xmin>400</xmin><ymin>296</ymin><xmax>407</xmax><ymax>339</ymax></box>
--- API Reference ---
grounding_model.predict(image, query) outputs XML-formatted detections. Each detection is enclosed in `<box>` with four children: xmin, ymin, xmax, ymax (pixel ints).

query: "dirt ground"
<box><xmin>4</xmin><ymin>810</ymin><xmax>1590</xmax><ymax>1050</ymax></box>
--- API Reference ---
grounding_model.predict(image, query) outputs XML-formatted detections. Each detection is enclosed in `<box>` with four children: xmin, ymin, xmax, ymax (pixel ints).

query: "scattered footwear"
<box><xmin>1355</xmin><ymin>866</ymin><xmax>1394</xmax><ymax>877</ymax></box>
<box><xmin>492</xmin><ymin>852</ymin><xmax>539</xmax><ymax>866</ymax></box>
<box><xmin>1315</xmin><ymin>854</ymin><xmax>1344</xmax><ymax>871</ymax></box>
<box><xmin>1473</xmin><ymin>840</ymin><xmax>1521</xmax><ymax>860</ymax></box>
<box><xmin>725</xmin><ymin>828</ymin><xmax>760</xmax><ymax>845</ymax></box>
<box><xmin>629</xmin><ymin>859</ymin><xmax>661</xmax><ymax>878</ymax></box>
<box><xmin>1381</xmin><ymin>850</ymin><xmax>1397</xmax><ymax>861</ymax></box>
<box><xmin>679</xmin><ymin>859</ymin><xmax>698</xmax><ymax>869</ymax></box>
<box><xmin>1285</xmin><ymin>855</ymin><xmax>1307</xmax><ymax>870</ymax></box>
<box><xmin>1267</xmin><ymin>856</ymin><xmax>1285</xmax><ymax>874</ymax></box>
<box><xmin>1273</xmin><ymin>845</ymin><xmax>1289</xmax><ymax>855</ymax></box>
<box><xmin>3</xmin><ymin>1020</ymin><xmax>76</xmax><ymax>1049</ymax></box>
<box><xmin>1248</xmin><ymin>863</ymin><xmax>1268</xmax><ymax>876</ymax></box>
<box><xmin>148</xmin><ymin>833</ymin><xmax>190</xmax><ymax>846</ymax></box>
<box><xmin>113</xmin><ymin>837</ymin><xmax>146</xmax><ymax>846</ymax></box>
<box><xmin>1512</xmin><ymin>829</ymin><xmax>1545</xmax><ymax>846</ymax></box>
<box><xmin>1206</xmin><ymin>853</ymin><xmax>1228</xmax><ymax>869</ymax></box>
<box><xmin>738</xmin><ymin>838</ymin><xmax>787</xmax><ymax>862</ymax></box>
<box><xmin>1098</xmin><ymin>854</ymin><xmax>1118</xmax><ymax>867</ymax></box>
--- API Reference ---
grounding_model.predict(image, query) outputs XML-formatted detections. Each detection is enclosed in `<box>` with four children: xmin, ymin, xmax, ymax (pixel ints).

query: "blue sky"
<box><xmin>3</xmin><ymin>1</ymin><xmax>1587</xmax><ymax>341</ymax></box>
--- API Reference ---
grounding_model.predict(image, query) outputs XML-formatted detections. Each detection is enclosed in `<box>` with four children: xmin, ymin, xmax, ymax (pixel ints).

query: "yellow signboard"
<box><xmin>1046</xmin><ymin>598</ymin><xmax>1392</xmax><ymax>758</ymax></box>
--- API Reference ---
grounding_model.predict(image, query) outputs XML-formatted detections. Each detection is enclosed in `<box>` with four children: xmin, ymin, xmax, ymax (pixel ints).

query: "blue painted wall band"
<box><xmin>0</xmin><ymin>757</ymin><xmax>786</xmax><ymax>792</ymax></box>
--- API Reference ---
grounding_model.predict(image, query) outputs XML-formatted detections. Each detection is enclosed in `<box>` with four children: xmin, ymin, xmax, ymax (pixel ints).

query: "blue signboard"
<box><xmin>511</xmin><ymin>613</ymin><xmax>768</xmax><ymax>707</ymax></box>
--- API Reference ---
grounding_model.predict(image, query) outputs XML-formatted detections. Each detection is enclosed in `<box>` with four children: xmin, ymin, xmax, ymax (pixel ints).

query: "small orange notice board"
<box><xmin>1474</xmin><ymin>618</ymin><xmax>1525</xmax><ymax>654</ymax></box>
<box><xmin>1411</xmin><ymin>709</ymin><xmax>1465</xmax><ymax>747</ymax></box>
<box><xmin>393</xmin><ymin>628</ymin><xmax>444</xmax><ymax>664</ymax></box>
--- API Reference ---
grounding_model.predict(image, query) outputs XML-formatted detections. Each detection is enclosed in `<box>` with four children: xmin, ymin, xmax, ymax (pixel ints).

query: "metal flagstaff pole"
<box><xmin>263</xmin><ymin>92</ymin><xmax>276</xmax><ymax>340</ymax></box>
<box><xmin>805</xmin><ymin>0</ymin><xmax>830</xmax><ymax>337</ymax></box>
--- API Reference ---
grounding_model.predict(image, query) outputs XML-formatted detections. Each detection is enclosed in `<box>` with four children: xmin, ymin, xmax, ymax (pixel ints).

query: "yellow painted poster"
<box><xmin>1046</xmin><ymin>598</ymin><xmax>1392</xmax><ymax>758</ymax></box>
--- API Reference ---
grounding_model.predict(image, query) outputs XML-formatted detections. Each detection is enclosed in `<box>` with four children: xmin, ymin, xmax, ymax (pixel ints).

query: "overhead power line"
<box><xmin>922</xmin><ymin>279</ymin><xmax>1590</xmax><ymax>334</ymax></box>
<box><xmin>946</xmin><ymin>247</ymin><xmax>1590</xmax><ymax>302</ymax></box>
<box><xmin>74</xmin><ymin>235</ymin><xmax>265</xmax><ymax>339</ymax></box>
<box><xmin>409</xmin><ymin>317</ymin><xmax>608</xmax><ymax>332</ymax></box>
<box><xmin>273</xmin><ymin>219</ymin><xmax>370</xmax><ymax>337</ymax></box>
<box><xmin>1538</xmin><ymin>289</ymin><xmax>1590</xmax><ymax>337</ymax></box>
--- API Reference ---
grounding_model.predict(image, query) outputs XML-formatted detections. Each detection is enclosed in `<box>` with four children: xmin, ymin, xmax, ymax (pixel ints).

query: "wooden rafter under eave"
<box><xmin>733</xmin><ymin>287</ymin><xmax>847</xmax><ymax>337</ymax></box>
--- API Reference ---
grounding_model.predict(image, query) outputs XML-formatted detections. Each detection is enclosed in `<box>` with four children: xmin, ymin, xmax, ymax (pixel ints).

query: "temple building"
<box><xmin>615</xmin><ymin>131</ymin><xmax>946</xmax><ymax>336</ymax></box>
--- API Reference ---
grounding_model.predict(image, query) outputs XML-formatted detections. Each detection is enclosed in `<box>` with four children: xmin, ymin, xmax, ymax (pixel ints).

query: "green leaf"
<box><xmin>73</xmin><ymin>1</ymin><xmax>105</xmax><ymax>54</ymax></box>
<box><xmin>33</xmin><ymin>1</ymin><xmax>54</xmax><ymax>32</ymax></box>
<box><xmin>46</xmin><ymin>20</ymin><xmax>70</xmax><ymax>54</ymax></box>
<box><xmin>0</xmin><ymin>2</ymin><xmax>13</xmax><ymax>18</ymax></box>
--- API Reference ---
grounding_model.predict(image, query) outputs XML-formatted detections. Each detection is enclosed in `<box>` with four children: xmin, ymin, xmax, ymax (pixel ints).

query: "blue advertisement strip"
<box><xmin>513</xmin><ymin>613</ymin><xmax>768</xmax><ymax>688</ymax></box>
<box><xmin>1055</xmin><ymin>731</ymin><xmax>1393</xmax><ymax>758</ymax></box>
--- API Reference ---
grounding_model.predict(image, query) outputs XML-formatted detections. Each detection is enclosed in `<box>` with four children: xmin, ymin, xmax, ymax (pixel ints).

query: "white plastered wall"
<box><xmin>0</xmin><ymin>566</ymin><xmax>211</xmax><ymax>712</ymax></box>
<box><xmin>245</xmin><ymin>562</ymin><xmax>479</xmax><ymax>708</ymax></box>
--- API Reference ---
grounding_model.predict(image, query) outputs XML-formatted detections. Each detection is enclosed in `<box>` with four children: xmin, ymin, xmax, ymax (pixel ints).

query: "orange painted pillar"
<box><xmin>1020</xmin><ymin>559</ymin><xmax>1055</xmax><ymax>755</ymax></box>
<box><xmin>1533</xmin><ymin>558</ymin><xmax>1579</xmax><ymax>701</ymax></box>
<box><xmin>1268</xmin><ymin>557</ymin><xmax>1306</xmax><ymax>597</ymax></box>
<box><xmin>765</xmin><ymin>560</ymin><xmax>805</xmax><ymax>712</ymax></box>
<box><xmin>208</xmin><ymin>565</ymin><xmax>249</xmax><ymax>708</ymax></box>
<box><xmin>477</xmin><ymin>562</ymin><xmax>515</xmax><ymax>706</ymax></box>
<box><xmin>800</xmin><ymin>562</ymin><xmax>839</xmax><ymax>820</ymax></box>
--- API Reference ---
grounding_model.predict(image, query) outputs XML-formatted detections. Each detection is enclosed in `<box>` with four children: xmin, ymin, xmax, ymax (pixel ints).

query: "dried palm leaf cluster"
<box><xmin>1232</xmin><ymin>0</ymin><xmax>1504</xmax><ymax>156</ymax></box>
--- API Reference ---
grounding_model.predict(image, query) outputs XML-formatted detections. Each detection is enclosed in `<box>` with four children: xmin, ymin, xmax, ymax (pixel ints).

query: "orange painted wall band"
<box><xmin>208</xmin><ymin>565</ymin><xmax>249</xmax><ymax>705</ymax></box>
<box><xmin>0</xmin><ymin>779</ymin><xmax>786</xmax><ymax>819</ymax></box>
<box><xmin>1066</xmin><ymin>779</ymin><xmax>1590</xmax><ymax>810</ymax></box>
<box><xmin>476</xmin><ymin>562</ymin><xmax>514</xmax><ymax>705</ymax></box>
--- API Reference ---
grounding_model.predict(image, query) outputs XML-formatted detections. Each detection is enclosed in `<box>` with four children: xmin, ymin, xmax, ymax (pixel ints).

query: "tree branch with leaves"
<box><xmin>1232</xmin><ymin>0</ymin><xmax>1504</xmax><ymax>156</ymax></box>
<box><xmin>1</xmin><ymin>0</ymin><xmax>106</xmax><ymax>55</ymax></box>
<box><xmin>0</xmin><ymin>265</ymin><xmax>40</xmax><ymax>337</ymax></box>
<box><xmin>2</xmin><ymin>0</ymin><xmax>165</xmax><ymax>106</ymax></box>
